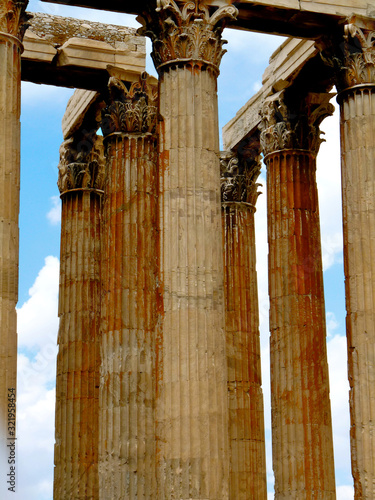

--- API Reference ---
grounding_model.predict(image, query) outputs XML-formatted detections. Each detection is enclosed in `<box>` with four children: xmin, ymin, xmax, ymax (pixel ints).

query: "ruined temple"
<box><xmin>1</xmin><ymin>0</ymin><xmax>375</xmax><ymax>498</ymax></box>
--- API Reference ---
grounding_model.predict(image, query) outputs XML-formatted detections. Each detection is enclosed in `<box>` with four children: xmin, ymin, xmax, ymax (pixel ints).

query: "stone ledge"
<box><xmin>222</xmin><ymin>37</ymin><xmax>318</xmax><ymax>151</ymax></box>
<box><xmin>40</xmin><ymin>0</ymin><xmax>373</xmax><ymax>38</ymax></box>
<box><xmin>26</xmin><ymin>12</ymin><xmax>144</xmax><ymax>50</ymax></box>
<box><xmin>21</xmin><ymin>12</ymin><xmax>146</xmax><ymax>90</ymax></box>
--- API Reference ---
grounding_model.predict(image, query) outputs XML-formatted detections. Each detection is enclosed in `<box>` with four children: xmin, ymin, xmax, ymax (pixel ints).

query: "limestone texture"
<box><xmin>340</xmin><ymin>85</ymin><xmax>375</xmax><ymax>499</ymax></box>
<box><xmin>221</xmin><ymin>152</ymin><xmax>267</xmax><ymax>499</ymax></box>
<box><xmin>99</xmin><ymin>76</ymin><xmax>158</xmax><ymax>498</ymax></box>
<box><xmin>54</xmin><ymin>134</ymin><xmax>104</xmax><ymax>499</ymax></box>
<box><xmin>266</xmin><ymin>149</ymin><xmax>336</xmax><ymax>499</ymax></box>
<box><xmin>260</xmin><ymin>91</ymin><xmax>336</xmax><ymax>499</ymax></box>
<box><xmin>0</xmin><ymin>0</ymin><xmax>29</xmax><ymax>446</ymax></box>
<box><xmin>336</xmin><ymin>20</ymin><xmax>375</xmax><ymax>498</ymax></box>
<box><xmin>137</xmin><ymin>1</ymin><xmax>238</xmax><ymax>497</ymax></box>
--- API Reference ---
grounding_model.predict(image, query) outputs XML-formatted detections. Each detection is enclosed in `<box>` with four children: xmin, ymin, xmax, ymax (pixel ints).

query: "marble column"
<box><xmin>0</xmin><ymin>0</ymin><xmax>28</xmax><ymax>452</ymax></box>
<box><xmin>260</xmin><ymin>91</ymin><xmax>336</xmax><ymax>499</ymax></box>
<box><xmin>54</xmin><ymin>133</ymin><xmax>104</xmax><ymax>499</ymax></box>
<box><xmin>331</xmin><ymin>17</ymin><xmax>375</xmax><ymax>499</ymax></box>
<box><xmin>220</xmin><ymin>150</ymin><xmax>267</xmax><ymax>499</ymax></box>
<box><xmin>138</xmin><ymin>2</ymin><xmax>237</xmax><ymax>498</ymax></box>
<box><xmin>98</xmin><ymin>75</ymin><xmax>158</xmax><ymax>499</ymax></box>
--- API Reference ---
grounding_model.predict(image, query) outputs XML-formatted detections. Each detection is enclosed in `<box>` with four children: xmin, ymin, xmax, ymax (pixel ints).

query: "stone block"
<box><xmin>23</xmin><ymin>31</ymin><xmax>57</xmax><ymax>63</ymax></box>
<box><xmin>57</xmin><ymin>38</ymin><xmax>144</xmax><ymax>73</ymax></box>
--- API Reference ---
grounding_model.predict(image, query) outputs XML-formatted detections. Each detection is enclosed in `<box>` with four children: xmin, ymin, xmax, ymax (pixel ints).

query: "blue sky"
<box><xmin>13</xmin><ymin>1</ymin><xmax>352</xmax><ymax>499</ymax></box>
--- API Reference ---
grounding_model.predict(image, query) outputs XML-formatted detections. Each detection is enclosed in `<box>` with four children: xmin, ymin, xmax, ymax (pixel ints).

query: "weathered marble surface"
<box><xmin>22</xmin><ymin>13</ymin><xmax>145</xmax><ymax>89</ymax></box>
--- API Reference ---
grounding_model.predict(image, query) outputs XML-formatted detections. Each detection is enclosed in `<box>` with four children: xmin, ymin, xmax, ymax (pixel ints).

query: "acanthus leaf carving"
<box><xmin>259</xmin><ymin>91</ymin><xmax>334</xmax><ymax>156</ymax></box>
<box><xmin>58</xmin><ymin>134</ymin><xmax>105</xmax><ymax>194</ymax></box>
<box><xmin>137</xmin><ymin>0</ymin><xmax>238</xmax><ymax>75</ymax></box>
<box><xmin>318</xmin><ymin>18</ymin><xmax>375</xmax><ymax>91</ymax></box>
<box><xmin>0</xmin><ymin>0</ymin><xmax>31</xmax><ymax>41</ymax></box>
<box><xmin>101</xmin><ymin>73</ymin><xmax>158</xmax><ymax>136</ymax></box>
<box><xmin>220</xmin><ymin>150</ymin><xmax>262</xmax><ymax>207</ymax></box>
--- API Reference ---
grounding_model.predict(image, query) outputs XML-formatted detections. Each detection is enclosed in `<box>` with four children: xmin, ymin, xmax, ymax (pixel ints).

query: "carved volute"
<box><xmin>0</xmin><ymin>0</ymin><xmax>30</xmax><ymax>41</ymax></box>
<box><xmin>318</xmin><ymin>17</ymin><xmax>375</xmax><ymax>93</ymax></box>
<box><xmin>220</xmin><ymin>150</ymin><xmax>261</xmax><ymax>208</ymax></box>
<box><xmin>340</xmin><ymin>19</ymin><xmax>375</xmax><ymax>90</ymax></box>
<box><xmin>57</xmin><ymin>133</ymin><xmax>105</xmax><ymax>195</ymax></box>
<box><xmin>259</xmin><ymin>90</ymin><xmax>334</xmax><ymax>157</ymax></box>
<box><xmin>101</xmin><ymin>73</ymin><xmax>158</xmax><ymax>136</ymax></box>
<box><xmin>137</xmin><ymin>0</ymin><xmax>238</xmax><ymax>76</ymax></box>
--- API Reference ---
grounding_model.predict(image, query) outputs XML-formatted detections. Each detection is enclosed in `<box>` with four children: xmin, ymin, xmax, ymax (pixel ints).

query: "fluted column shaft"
<box><xmin>0</xmin><ymin>0</ymin><xmax>28</xmax><ymax>453</ymax></box>
<box><xmin>221</xmin><ymin>152</ymin><xmax>266</xmax><ymax>499</ymax></box>
<box><xmin>54</xmin><ymin>137</ymin><xmax>104</xmax><ymax>500</ymax></box>
<box><xmin>260</xmin><ymin>91</ymin><xmax>336</xmax><ymax>499</ymax></box>
<box><xmin>223</xmin><ymin>204</ymin><xmax>267</xmax><ymax>498</ymax></box>
<box><xmin>156</xmin><ymin>63</ymin><xmax>229</xmax><ymax>500</ymax></box>
<box><xmin>333</xmin><ymin>18</ymin><xmax>375</xmax><ymax>497</ymax></box>
<box><xmin>138</xmin><ymin>2</ymin><xmax>238</xmax><ymax>497</ymax></box>
<box><xmin>0</xmin><ymin>32</ymin><xmax>20</xmax><ymax>446</ymax></box>
<box><xmin>54</xmin><ymin>191</ymin><xmax>101</xmax><ymax>499</ymax></box>
<box><xmin>339</xmin><ymin>85</ymin><xmax>375</xmax><ymax>498</ymax></box>
<box><xmin>266</xmin><ymin>150</ymin><xmax>335</xmax><ymax>499</ymax></box>
<box><xmin>99</xmin><ymin>76</ymin><xmax>158</xmax><ymax>499</ymax></box>
<box><xmin>340</xmin><ymin>86</ymin><xmax>375</xmax><ymax>499</ymax></box>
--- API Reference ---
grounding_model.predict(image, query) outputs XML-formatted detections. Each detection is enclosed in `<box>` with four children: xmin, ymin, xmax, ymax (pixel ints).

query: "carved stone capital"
<box><xmin>259</xmin><ymin>91</ymin><xmax>334</xmax><ymax>157</ymax></box>
<box><xmin>0</xmin><ymin>0</ymin><xmax>31</xmax><ymax>41</ymax></box>
<box><xmin>137</xmin><ymin>0</ymin><xmax>238</xmax><ymax>75</ymax></box>
<box><xmin>220</xmin><ymin>150</ymin><xmax>261</xmax><ymax>207</ymax></box>
<box><xmin>319</xmin><ymin>17</ymin><xmax>375</xmax><ymax>93</ymax></box>
<box><xmin>101</xmin><ymin>73</ymin><xmax>158</xmax><ymax>136</ymax></box>
<box><xmin>58</xmin><ymin>134</ymin><xmax>105</xmax><ymax>195</ymax></box>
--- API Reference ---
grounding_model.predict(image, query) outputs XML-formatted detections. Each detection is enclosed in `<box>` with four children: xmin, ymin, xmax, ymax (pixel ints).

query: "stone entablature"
<box><xmin>222</xmin><ymin>38</ymin><xmax>318</xmax><ymax>151</ymax></box>
<box><xmin>26</xmin><ymin>12</ymin><xmax>142</xmax><ymax>47</ymax></box>
<box><xmin>239</xmin><ymin>0</ymin><xmax>372</xmax><ymax>18</ymax></box>
<box><xmin>21</xmin><ymin>13</ymin><xmax>146</xmax><ymax>89</ymax></box>
<box><xmin>40</xmin><ymin>0</ymin><xmax>373</xmax><ymax>38</ymax></box>
<box><xmin>62</xmin><ymin>89</ymin><xmax>100</xmax><ymax>139</ymax></box>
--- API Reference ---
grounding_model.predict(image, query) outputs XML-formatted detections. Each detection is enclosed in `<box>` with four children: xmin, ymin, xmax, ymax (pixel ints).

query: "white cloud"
<box><xmin>327</xmin><ymin>334</ymin><xmax>351</xmax><ymax>477</ymax></box>
<box><xmin>16</xmin><ymin>257</ymin><xmax>60</xmax><ymax>500</ymax></box>
<box><xmin>337</xmin><ymin>485</ymin><xmax>354</xmax><ymax>499</ymax></box>
<box><xmin>255</xmin><ymin>171</ymin><xmax>269</xmax><ymax>345</ymax></box>
<box><xmin>253</xmin><ymin>81</ymin><xmax>262</xmax><ymax>93</ymax></box>
<box><xmin>327</xmin><ymin>311</ymin><xmax>339</xmax><ymax>338</ymax></box>
<box><xmin>17</xmin><ymin>256</ymin><xmax>59</xmax><ymax>351</ymax></box>
<box><xmin>322</xmin><ymin>232</ymin><xmax>343</xmax><ymax>271</ymax></box>
<box><xmin>16</xmin><ymin>383</ymin><xmax>56</xmax><ymax>500</ymax></box>
<box><xmin>46</xmin><ymin>196</ymin><xmax>61</xmax><ymax>226</ymax></box>
<box><xmin>317</xmin><ymin>106</ymin><xmax>343</xmax><ymax>272</ymax></box>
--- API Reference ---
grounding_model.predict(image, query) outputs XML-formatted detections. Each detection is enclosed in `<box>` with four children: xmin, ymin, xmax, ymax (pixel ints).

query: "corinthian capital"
<box><xmin>220</xmin><ymin>150</ymin><xmax>261</xmax><ymax>207</ymax></box>
<box><xmin>342</xmin><ymin>19</ymin><xmax>375</xmax><ymax>88</ymax></box>
<box><xmin>137</xmin><ymin>0</ymin><xmax>238</xmax><ymax>75</ymax></box>
<box><xmin>318</xmin><ymin>17</ymin><xmax>375</xmax><ymax>92</ymax></box>
<box><xmin>101</xmin><ymin>73</ymin><xmax>158</xmax><ymax>136</ymax></box>
<box><xmin>58</xmin><ymin>134</ymin><xmax>105</xmax><ymax>195</ymax></box>
<box><xmin>259</xmin><ymin>91</ymin><xmax>334</xmax><ymax>156</ymax></box>
<box><xmin>0</xmin><ymin>0</ymin><xmax>30</xmax><ymax>41</ymax></box>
